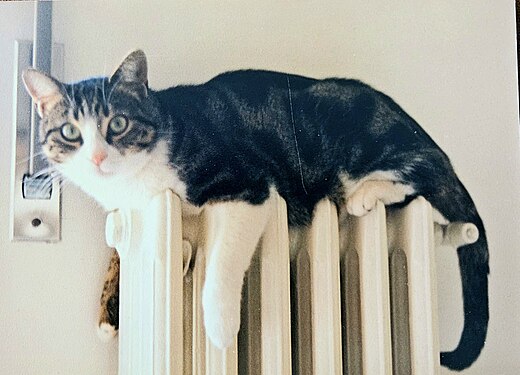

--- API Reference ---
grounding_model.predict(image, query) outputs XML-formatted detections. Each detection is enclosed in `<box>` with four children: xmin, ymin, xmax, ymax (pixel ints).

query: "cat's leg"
<box><xmin>97</xmin><ymin>240</ymin><xmax>194</xmax><ymax>342</ymax></box>
<box><xmin>98</xmin><ymin>249</ymin><xmax>120</xmax><ymax>341</ymax></box>
<box><xmin>345</xmin><ymin>174</ymin><xmax>415</xmax><ymax>216</ymax></box>
<box><xmin>202</xmin><ymin>196</ymin><xmax>274</xmax><ymax>349</ymax></box>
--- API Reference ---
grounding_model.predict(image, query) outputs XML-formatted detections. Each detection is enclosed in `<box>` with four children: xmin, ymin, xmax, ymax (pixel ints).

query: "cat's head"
<box><xmin>22</xmin><ymin>50</ymin><xmax>164</xmax><ymax>183</ymax></box>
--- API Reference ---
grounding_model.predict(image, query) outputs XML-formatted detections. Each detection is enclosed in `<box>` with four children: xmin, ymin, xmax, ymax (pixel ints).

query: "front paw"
<box><xmin>347</xmin><ymin>186</ymin><xmax>378</xmax><ymax>216</ymax></box>
<box><xmin>97</xmin><ymin>293</ymin><xmax>119</xmax><ymax>342</ymax></box>
<box><xmin>98</xmin><ymin>322</ymin><xmax>118</xmax><ymax>342</ymax></box>
<box><xmin>202</xmin><ymin>283</ymin><xmax>241</xmax><ymax>349</ymax></box>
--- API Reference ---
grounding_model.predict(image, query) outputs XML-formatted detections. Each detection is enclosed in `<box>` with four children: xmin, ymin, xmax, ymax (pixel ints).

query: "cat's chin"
<box><xmin>96</xmin><ymin>167</ymin><xmax>116</xmax><ymax>178</ymax></box>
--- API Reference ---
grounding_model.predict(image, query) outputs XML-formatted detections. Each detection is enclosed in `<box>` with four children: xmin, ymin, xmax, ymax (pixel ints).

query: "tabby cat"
<box><xmin>22</xmin><ymin>50</ymin><xmax>488</xmax><ymax>371</ymax></box>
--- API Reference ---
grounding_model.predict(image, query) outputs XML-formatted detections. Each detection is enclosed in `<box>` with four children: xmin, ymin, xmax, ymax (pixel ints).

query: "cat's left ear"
<box><xmin>22</xmin><ymin>69</ymin><xmax>65</xmax><ymax>117</ymax></box>
<box><xmin>110</xmin><ymin>49</ymin><xmax>148</xmax><ymax>95</ymax></box>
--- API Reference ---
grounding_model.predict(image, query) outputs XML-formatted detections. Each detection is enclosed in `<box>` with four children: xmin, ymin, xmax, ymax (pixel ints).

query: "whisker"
<box><xmin>102</xmin><ymin>78</ymin><xmax>108</xmax><ymax>110</ymax></box>
<box><xmin>71</xmin><ymin>82</ymin><xmax>76</xmax><ymax>107</ymax></box>
<box><xmin>107</xmin><ymin>74</ymin><xmax>122</xmax><ymax>107</ymax></box>
<box><xmin>62</xmin><ymin>81</ymin><xmax>74</xmax><ymax>105</ymax></box>
<box><xmin>16</xmin><ymin>151</ymin><xmax>47</xmax><ymax>166</ymax></box>
<box><xmin>30</xmin><ymin>174</ymin><xmax>54</xmax><ymax>198</ymax></box>
<box><xmin>102</xmin><ymin>57</ymin><xmax>109</xmax><ymax>109</ymax></box>
<box><xmin>30</xmin><ymin>167</ymin><xmax>55</xmax><ymax>179</ymax></box>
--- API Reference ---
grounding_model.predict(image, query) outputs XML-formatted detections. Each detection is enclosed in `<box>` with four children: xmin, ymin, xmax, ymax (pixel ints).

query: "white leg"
<box><xmin>346</xmin><ymin>180</ymin><xmax>415</xmax><ymax>217</ymax></box>
<box><xmin>202</xmin><ymin>196</ymin><xmax>273</xmax><ymax>349</ymax></box>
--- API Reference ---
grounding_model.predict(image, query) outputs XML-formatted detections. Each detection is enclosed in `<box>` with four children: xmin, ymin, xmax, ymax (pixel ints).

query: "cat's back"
<box><xmin>158</xmin><ymin>69</ymin><xmax>374</xmax><ymax>111</ymax></box>
<box><xmin>157</xmin><ymin>69</ymin><xmax>438</xmax><ymax>152</ymax></box>
<box><xmin>204</xmin><ymin>69</ymin><xmax>372</xmax><ymax>99</ymax></box>
<box><xmin>207</xmin><ymin>69</ymin><xmax>317</xmax><ymax>92</ymax></box>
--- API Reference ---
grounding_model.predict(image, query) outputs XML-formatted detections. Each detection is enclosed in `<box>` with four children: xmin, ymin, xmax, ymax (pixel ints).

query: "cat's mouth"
<box><xmin>96</xmin><ymin>165</ymin><xmax>115</xmax><ymax>177</ymax></box>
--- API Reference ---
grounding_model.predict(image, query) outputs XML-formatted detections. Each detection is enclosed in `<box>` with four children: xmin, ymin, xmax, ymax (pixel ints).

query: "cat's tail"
<box><xmin>427</xmin><ymin>177</ymin><xmax>489</xmax><ymax>371</ymax></box>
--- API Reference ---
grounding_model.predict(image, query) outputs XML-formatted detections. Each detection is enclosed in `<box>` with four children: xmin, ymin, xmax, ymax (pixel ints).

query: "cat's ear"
<box><xmin>110</xmin><ymin>50</ymin><xmax>148</xmax><ymax>91</ymax></box>
<box><xmin>22</xmin><ymin>69</ymin><xmax>64</xmax><ymax>117</ymax></box>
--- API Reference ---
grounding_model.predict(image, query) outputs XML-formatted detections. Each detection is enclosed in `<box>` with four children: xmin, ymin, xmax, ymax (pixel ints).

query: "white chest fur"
<box><xmin>58</xmin><ymin>140</ymin><xmax>191</xmax><ymax>212</ymax></box>
<box><xmin>91</xmin><ymin>160</ymin><xmax>185</xmax><ymax>211</ymax></box>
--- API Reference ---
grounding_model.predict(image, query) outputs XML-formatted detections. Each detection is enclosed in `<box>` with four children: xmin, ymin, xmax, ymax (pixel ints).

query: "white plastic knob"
<box><xmin>105</xmin><ymin>211</ymin><xmax>122</xmax><ymax>248</ymax></box>
<box><xmin>434</xmin><ymin>221</ymin><xmax>479</xmax><ymax>248</ymax></box>
<box><xmin>444</xmin><ymin>222</ymin><xmax>479</xmax><ymax>248</ymax></box>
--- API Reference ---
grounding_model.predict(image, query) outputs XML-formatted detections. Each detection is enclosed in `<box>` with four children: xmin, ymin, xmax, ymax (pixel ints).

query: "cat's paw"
<box><xmin>202</xmin><ymin>283</ymin><xmax>241</xmax><ymax>349</ymax></box>
<box><xmin>346</xmin><ymin>183</ymin><xmax>378</xmax><ymax>216</ymax></box>
<box><xmin>346</xmin><ymin>180</ymin><xmax>414</xmax><ymax>216</ymax></box>
<box><xmin>98</xmin><ymin>294</ymin><xmax>119</xmax><ymax>342</ymax></box>
<box><xmin>97</xmin><ymin>322</ymin><xmax>118</xmax><ymax>342</ymax></box>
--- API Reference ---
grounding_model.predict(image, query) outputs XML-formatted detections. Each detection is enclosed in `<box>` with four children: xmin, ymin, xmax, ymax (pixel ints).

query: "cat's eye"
<box><xmin>60</xmin><ymin>123</ymin><xmax>82</xmax><ymax>142</ymax></box>
<box><xmin>108</xmin><ymin>115</ymin><xmax>129</xmax><ymax>135</ymax></box>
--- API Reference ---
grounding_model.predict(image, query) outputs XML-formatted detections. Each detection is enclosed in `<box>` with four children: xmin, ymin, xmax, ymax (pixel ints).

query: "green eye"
<box><xmin>108</xmin><ymin>115</ymin><xmax>129</xmax><ymax>134</ymax></box>
<box><xmin>60</xmin><ymin>123</ymin><xmax>81</xmax><ymax>142</ymax></box>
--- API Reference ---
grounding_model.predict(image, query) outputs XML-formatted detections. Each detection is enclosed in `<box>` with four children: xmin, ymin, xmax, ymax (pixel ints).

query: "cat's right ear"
<box><xmin>22</xmin><ymin>69</ymin><xmax>64</xmax><ymax>117</ymax></box>
<box><xmin>109</xmin><ymin>50</ymin><xmax>148</xmax><ymax>95</ymax></box>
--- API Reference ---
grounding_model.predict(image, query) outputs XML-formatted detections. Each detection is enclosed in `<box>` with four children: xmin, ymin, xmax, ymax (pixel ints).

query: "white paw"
<box><xmin>202</xmin><ymin>283</ymin><xmax>241</xmax><ymax>349</ymax></box>
<box><xmin>346</xmin><ymin>187</ymin><xmax>378</xmax><ymax>216</ymax></box>
<box><xmin>346</xmin><ymin>180</ymin><xmax>414</xmax><ymax>216</ymax></box>
<box><xmin>97</xmin><ymin>322</ymin><xmax>118</xmax><ymax>342</ymax></box>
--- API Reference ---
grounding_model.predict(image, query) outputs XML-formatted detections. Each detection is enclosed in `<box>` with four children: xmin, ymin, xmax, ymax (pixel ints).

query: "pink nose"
<box><xmin>91</xmin><ymin>152</ymin><xmax>107</xmax><ymax>167</ymax></box>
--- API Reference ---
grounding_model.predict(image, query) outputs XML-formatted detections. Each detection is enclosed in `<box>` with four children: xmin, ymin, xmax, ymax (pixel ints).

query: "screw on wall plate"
<box><xmin>31</xmin><ymin>218</ymin><xmax>42</xmax><ymax>227</ymax></box>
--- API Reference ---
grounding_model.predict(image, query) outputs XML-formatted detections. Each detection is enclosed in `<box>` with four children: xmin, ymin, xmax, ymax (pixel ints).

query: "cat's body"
<box><xmin>23</xmin><ymin>50</ymin><xmax>488</xmax><ymax>371</ymax></box>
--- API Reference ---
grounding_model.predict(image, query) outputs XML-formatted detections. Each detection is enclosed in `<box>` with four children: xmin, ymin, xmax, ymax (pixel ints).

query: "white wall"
<box><xmin>0</xmin><ymin>3</ymin><xmax>118</xmax><ymax>375</ymax></box>
<box><xmin>1</xmin><ymin>1</ymin><xmax>517</xmax><ymax>373</ymax></box>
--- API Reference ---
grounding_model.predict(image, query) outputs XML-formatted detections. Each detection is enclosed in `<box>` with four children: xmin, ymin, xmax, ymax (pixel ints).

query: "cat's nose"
<box><xmin>91</xmin><ymin>152</ymin><xmax>108</xmax><ymax>167</ymax></box>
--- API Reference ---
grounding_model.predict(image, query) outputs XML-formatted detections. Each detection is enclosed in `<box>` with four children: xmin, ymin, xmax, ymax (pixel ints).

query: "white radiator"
<box><xmin>105</xmin><ymin>190</ymin><xmax>478</xmax><ymax>375</ymax></box>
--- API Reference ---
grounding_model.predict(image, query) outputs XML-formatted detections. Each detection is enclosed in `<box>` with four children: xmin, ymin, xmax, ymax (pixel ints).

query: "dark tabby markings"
<box><xmin>38</xmin><ymin>75</ymin><xmax>161</xmax><ymax>164</ymax></box>
<box><xmin>41</xmin><ymin>128</ymin><xmax>62</xmax><ymax>145</ymax></box>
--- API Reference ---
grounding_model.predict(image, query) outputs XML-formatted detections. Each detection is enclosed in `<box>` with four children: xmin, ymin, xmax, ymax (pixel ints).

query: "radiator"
<box><xmin>105</xmin><ymin>190</ymin><xmax>478</xmax><ymax>375</ymax></box>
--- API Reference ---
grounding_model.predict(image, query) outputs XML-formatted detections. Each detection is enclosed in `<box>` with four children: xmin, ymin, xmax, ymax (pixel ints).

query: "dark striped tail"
<box><xmin>428</xmin><ymin>178</ymin><xmax>489</xmax><ymax>371</ymax></box>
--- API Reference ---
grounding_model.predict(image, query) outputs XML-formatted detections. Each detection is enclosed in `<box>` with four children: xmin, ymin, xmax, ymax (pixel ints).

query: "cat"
<box><xmin>22</xmin><ymin>50</ymin><xmax>488</xmax><ymax>371</ymax></box>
